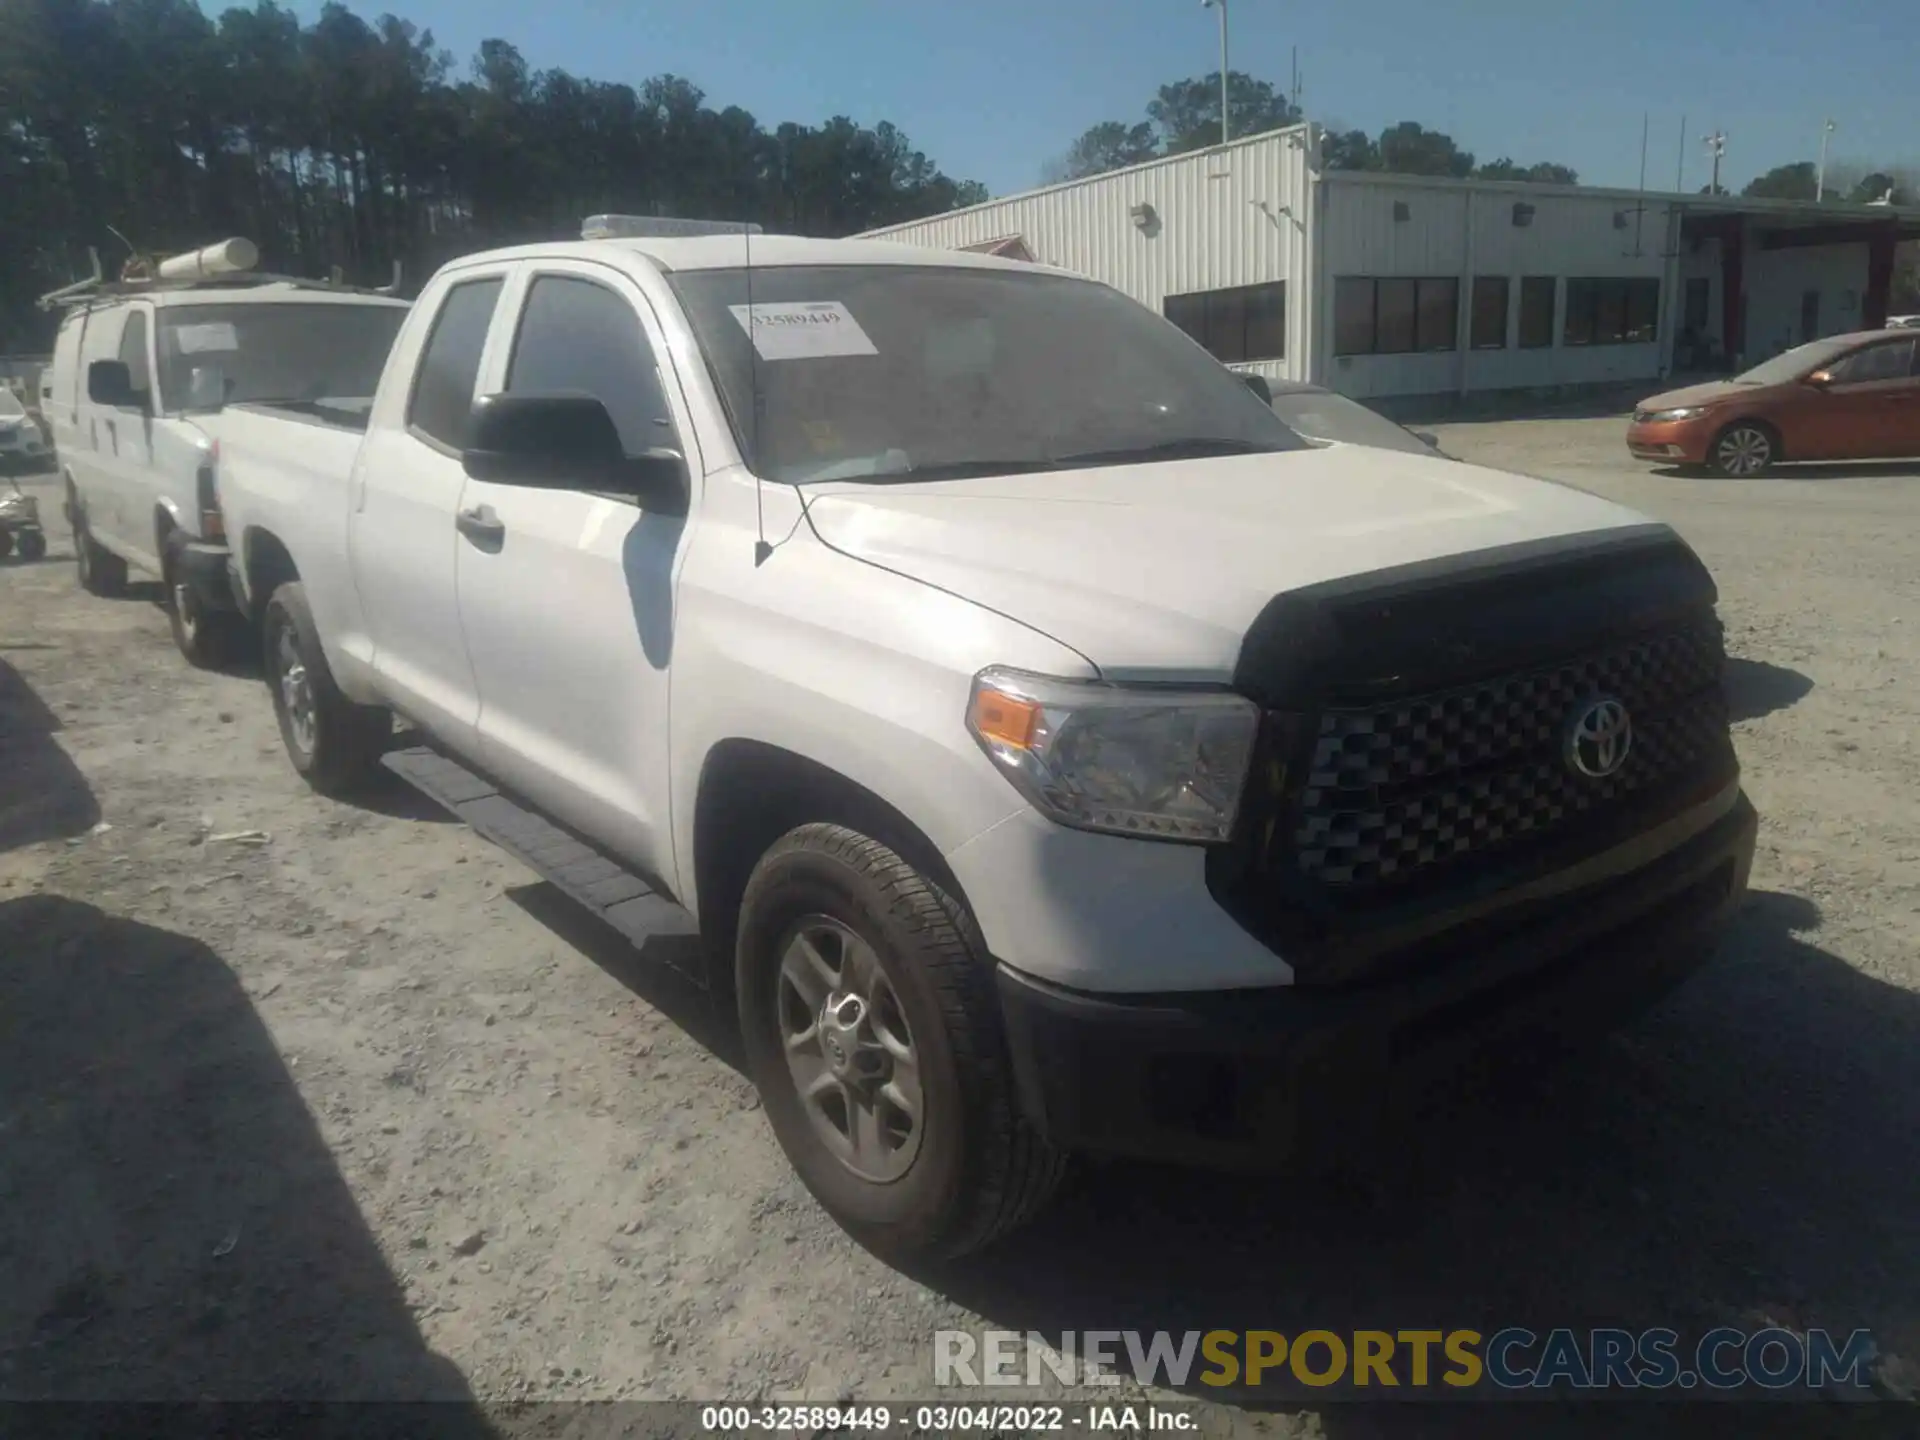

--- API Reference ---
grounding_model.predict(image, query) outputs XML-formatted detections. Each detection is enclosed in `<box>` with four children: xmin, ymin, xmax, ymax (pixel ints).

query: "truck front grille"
<box><xmin>1293</xmin><ymin>621</ymin><xmax>1731</xmax><ymax>889</ymax></box>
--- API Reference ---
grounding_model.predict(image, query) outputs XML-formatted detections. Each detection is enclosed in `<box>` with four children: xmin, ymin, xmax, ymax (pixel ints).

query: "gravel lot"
<box><xmin>3</xmin><ymin>419</ymin><xmax>1918</xmax><ymax>1434</ymax></box>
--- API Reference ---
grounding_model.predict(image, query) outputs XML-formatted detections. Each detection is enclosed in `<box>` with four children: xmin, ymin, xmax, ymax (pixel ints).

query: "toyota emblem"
<box><xmin>1563</xmin><ymin>696</ymin><xmax>1632</xmax><ymax>779</ymax></box>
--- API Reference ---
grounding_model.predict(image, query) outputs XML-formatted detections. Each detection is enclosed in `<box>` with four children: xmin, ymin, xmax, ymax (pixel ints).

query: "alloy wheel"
<box><xmin>275</xmin><ymin>626</ymin><xmax>316</xmax><ymax>758</ymax></box>
<box><xmin>775</xmin><ymin>914</ymin><xmax>924</xmax><ymax>1183</ymax></box>
<box><xmin>1716</xmin><ymin>427</ymin><xmax>1772</xmax><ymax>476</ymax></box>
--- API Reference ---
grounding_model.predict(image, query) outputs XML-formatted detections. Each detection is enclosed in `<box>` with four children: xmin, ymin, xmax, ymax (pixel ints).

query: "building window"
<box><xmin>1162</xmin><ymin>281</ymin><xmax>1286</xmax><ymax>362</ymax></box>
<box><xmin>1333</xmin><ymin>276</ymin><xmax>1459</xmax><ymax>356</ymax></box>
<box><xmin>1518</xmin><ymin>276</ymin><xmax>1556</xmax><ymax>349</ymax></box>
<box><xmin>1564</xmin><ymin>278</ymin><xmax>1661</xmax><ymax>346</ymax></box>
<box><xmin>1470</xmin><ymin>277</ymin><xmax>1509</xmax><ymax>349</ymax></box>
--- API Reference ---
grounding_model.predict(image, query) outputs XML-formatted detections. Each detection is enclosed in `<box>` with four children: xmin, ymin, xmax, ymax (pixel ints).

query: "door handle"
<box><xmin>455</xmin><ymin>504</ymin><xmax>505</xmax><ymax>547</ymax></box>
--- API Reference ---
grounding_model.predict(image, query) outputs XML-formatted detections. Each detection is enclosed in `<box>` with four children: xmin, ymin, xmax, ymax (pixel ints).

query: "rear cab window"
<box><xmin>408</xmin><ymin>278</ymin><xmax>506</xmax><ymax>450</ymax></box>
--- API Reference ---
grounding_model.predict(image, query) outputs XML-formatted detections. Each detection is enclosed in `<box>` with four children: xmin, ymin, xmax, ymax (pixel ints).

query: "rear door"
<box><xmin>348</xmin><ymin>270</ymin><xmax>510</xmax><ymax>754</ymax></box>
<box><xmin>1812</xmin><ymin>336</ymin><xmax>1918</xmax><ymax>459</ymax></box>
<box><xmin>452</xmin><ymin>260</ymin><xmax>696</xmax><ymax>877</ymax></box>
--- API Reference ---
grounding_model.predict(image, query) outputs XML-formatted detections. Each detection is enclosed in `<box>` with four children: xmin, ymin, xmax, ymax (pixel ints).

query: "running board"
<box><xmin>381</xmin><ymin>745</ymin><xmax>698</xmax><ymax>947</ymax></box>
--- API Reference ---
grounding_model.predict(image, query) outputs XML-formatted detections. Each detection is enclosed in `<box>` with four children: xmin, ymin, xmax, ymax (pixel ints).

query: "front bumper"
<box><xmin>1626</xmin><ymin>418</ymin><xmax>1712</xmax><ymax>464</ymax></box>
<box><xmin>170</xmin><ymin>537</ymin><xmax>239</xmax><ymax>613</ymax></box>
<box><xmin>994</xmin><ymin>791</ymin><xmax>1757</xmax><ymax>1170</ymax></box>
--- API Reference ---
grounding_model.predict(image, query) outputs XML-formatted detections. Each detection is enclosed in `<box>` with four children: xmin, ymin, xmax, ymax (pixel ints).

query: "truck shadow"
<box><xmin>1723</xmin><ymin>657</ymin><xmax>1814</xmax><ymax>723</ymax></box>
<box><xmin>504</xmin><ymin>880</ymin><xmax>745</xmax><ymax>1074</ymax></box>
<box><xmin>0</xmin><ymin>656</ymin><xmax>101</xmax><ymax>851</ymax></box>
<box><xmin>0</xmin><ymin>895</ymin><xmax>495</xmax><ymax>1425</ymax></box>
<box><xmin>914</xmin><ymin>890</ymin><xmax>1919</xmax><ymax>1422</ymax></box>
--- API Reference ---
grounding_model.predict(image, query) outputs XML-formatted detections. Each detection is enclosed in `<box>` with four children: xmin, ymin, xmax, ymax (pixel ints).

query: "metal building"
<box><xmin>858</xmin><ymin>123</ymin><xmax>1920</xmax><ymax>403</ymax></box>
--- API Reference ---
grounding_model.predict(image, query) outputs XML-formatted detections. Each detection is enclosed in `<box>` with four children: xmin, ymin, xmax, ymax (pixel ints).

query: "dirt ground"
<box><xmin>3</xmin><ymin>421</ymin><xmax>1918</xmax><ymax>1434</ymax></box>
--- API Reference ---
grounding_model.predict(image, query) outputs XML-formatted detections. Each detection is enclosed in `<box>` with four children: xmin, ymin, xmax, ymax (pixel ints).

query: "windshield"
<box><xmin>1267</xmin><ymin>387</ymin><xmax>1431</xmax><ymax>454</ymax></box>
<box><xmin>666</xmin><ymin>264</ymin><xmax>1308</xmax><ymax>483</ymax></box>
<box><xmin>0</xmin><ymin>389</ymin><xmax>24</xmax><ymax>419</ymax></box>
<box><xmin>1732</xmin><ymin>336</ymin><xmax>1857</xmax><ymax>386</ymax></box>
<box><xmin>156</xmin><ymin>302</ymin><xmax>407</xmax><ymax>411</ymax></box>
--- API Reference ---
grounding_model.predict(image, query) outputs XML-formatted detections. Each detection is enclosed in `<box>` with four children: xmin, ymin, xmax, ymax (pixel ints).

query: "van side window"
<box><xmin>408</xmin><ymin>278</ymin><xmax>504</xmax><ymax>448</ymax></box>
<box><xmin>506</xmin><ymin>276</ymin><xmax>674</xmax><ymax>453</ymax></box>
<box><xmin>118</xmin><ymin>310</ymin><xmax>151</xmax><ymax>399</ymax></box>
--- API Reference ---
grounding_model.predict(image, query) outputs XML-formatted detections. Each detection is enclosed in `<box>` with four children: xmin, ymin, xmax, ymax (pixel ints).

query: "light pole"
<box><xmin>1703</xmin><ymin>131</ymin><xmax>1725</xmax><ymax>194</ymax></box>
<box><xmin>1201</xmin><ymin>0</ymin><xmax>1229</xmax><ymax>146</ymax></box>
<box><xmin>1816</xmin><ymin>118</ymin><xmax>1836</xmax><ymax>201</ymax></box>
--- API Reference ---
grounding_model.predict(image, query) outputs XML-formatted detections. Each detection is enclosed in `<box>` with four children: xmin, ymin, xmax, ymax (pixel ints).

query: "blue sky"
<box><xmin>252</xmin><ymin>0</ymin><xmax>1917</xmax><ymax>198</ymax></box>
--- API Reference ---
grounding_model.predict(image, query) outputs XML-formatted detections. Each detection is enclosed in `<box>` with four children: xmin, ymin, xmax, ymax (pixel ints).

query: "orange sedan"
<box><xmin>1628</xmin><ymin>328</ymin><xmax>1920</xmax><ymax>476</ymax></box>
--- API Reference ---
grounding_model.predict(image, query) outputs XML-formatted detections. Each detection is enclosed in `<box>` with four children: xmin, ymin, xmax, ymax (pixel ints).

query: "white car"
<box><xmin>40</xmin><ymin>259</ymin><xmax>407</xmax><ymax>664</ymax></box>
<box><xmin>209</xmin><ymin>219</ymin><xmax>1757</xmax><ymax>1258</ymax></box>
<box><xmin>0</xmin><ymin>387</ymin><xmax>50</xmax><ymax>474</ymax></box>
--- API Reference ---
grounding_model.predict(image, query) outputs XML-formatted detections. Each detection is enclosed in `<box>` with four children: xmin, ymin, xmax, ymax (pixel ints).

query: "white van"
<box><xmin>42</xmin><ymin>257</ymin><xmax>408</xmax><ymax>664</ymax></box>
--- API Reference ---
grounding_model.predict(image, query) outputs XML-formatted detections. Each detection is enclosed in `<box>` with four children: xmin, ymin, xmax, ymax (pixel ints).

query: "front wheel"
<box><xmin>17</xmin><ymin>530</ymin><xmax>46</xmax><ymax>561</ymax></box>
<box><xmin>72</xmin><ymin>499</ymin><xmax>127</xmax><ymax>596</ymax></box>
<box><xmin>736</xmin><ymin>824</ymin><xmax>1066</xmax><ymax>1260</ymax></box>
<box><xmin>262</xmin><ymin>581</ymin><xmax>391</xmax><ymax>795</ymax></box>
<box><xmin>164</xmin><ymin>547</ymin><xmax>248</xmax><ymax>669</ymax></box>
<box><xmin>1710</xmin><ymin>422</ymin><xmax>1777</xmax><ymax>477</ymax></box>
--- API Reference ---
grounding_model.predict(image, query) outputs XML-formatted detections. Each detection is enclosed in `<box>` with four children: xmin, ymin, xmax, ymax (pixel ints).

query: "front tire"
<box><xmin>1709</xmin><ymin>422</ymin><xmax>1777</xmax><ymax>477</ymax></box>
<box><xmin>736</xmin><ymin>824</ymin><xmax>1065</xmax><ymax>1259</ymax></box>
<box><xmin>72</xmin><ymin>499</ymin><xmax>127</xmax><ymax>596</ymax></box>
<box><xmin>163</xmin><ymin>546</ymin><xmax>247</xmax><ymax>669</ymax></box>
<box><xmin>17</xmin><ymin>530</ymin><xmax>46</xmax><ymax>561</ymax></box>
<box><xmin>262</xmin><ymin>581</ymin><xmax>391</xmax><ymax>795</ymax></box>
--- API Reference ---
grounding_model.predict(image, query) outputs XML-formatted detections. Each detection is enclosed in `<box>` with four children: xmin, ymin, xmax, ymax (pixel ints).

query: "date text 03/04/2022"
<box><xmin>699</xmin><ymin>1403</ymin><xmax>1198</xmax><ymax>1432</ymax></box>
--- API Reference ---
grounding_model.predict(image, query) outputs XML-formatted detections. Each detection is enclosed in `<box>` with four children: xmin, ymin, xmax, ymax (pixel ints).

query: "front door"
<box><xmin>453</xmin><ymin>261</ymin><xmax>697</xmax><ymax>880</ymax></box>
<box><xmin>349</xmin><ymin>272</ymin><xmax>508</xmax><ymax>752</ymax></box>
<box><xmin>1809</xmin><ymin>335</ymin><xmax>1918</xmax><ymax>459</ymax></box>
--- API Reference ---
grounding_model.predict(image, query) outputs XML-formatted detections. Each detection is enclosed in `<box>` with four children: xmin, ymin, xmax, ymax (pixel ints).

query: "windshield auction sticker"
<box><xmin>728</xmin><ymin>300</ymin><xmax>878</xmax><ymax>361</ymax></box>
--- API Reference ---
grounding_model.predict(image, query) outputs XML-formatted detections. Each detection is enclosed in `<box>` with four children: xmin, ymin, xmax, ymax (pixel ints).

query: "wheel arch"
<box><xmin>689</xmin><ymin>738</ymin><xmax>978</xmax><ymax>998</ymax></box>
<box><xmin>241</xmin><ymin>526</ymin><xmax>299</xmax><ymax>618</ymax></box>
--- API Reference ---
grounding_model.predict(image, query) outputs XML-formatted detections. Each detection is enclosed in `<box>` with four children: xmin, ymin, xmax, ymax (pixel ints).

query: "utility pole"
<box><xmin>1703</xmin><ymin>131</ymin><xmax>1725</xmax><ymax>194</ymax></box>
<box><xmin>1202</xmin><ymin>0</ymin><xmax>1229</xmax><ymax>146</ymax></box>
<box><xmin>1816</xmin><ymin>118</ymin><xmax>1836</xmax><ymax>201</ymax></box>
<box><xmin>1676</xmin><ymin>114</ymin><xmax>1687</xmax><ymax>192</ymax></box>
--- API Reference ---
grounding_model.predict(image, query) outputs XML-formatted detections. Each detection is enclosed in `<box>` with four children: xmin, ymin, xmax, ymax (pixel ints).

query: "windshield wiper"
<box><xmin>839</xmin><ymin>458</ymin><xmax>1063</xmax><ymax>483</ymax></box>
<box><xmin>1047</xmin><ymin>437</ymin><xmax>1288</xmax><ymax>467</ymax></box>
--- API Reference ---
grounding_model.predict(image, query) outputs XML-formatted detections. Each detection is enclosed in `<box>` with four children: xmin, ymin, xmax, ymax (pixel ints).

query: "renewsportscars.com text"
<box><xmin>934</xmin><ymin>1327</ymin><xmax>1877</xmax><ymax>1394</ymax></box>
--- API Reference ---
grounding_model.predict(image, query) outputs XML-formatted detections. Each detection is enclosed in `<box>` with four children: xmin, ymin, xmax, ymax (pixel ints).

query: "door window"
<box><xmin>117</xmin><ymin>310</ymin><xmax>151</xmax><ymax>400</ymax></box>
<box><xmin>1830</xmin><ymin>338</ymin><xmax>1916</xmax><ymax>385</ymax></box>
<box><xmin>408</xmin><ymin>278</ymin><xmax>505</xmax><ymax>448</ymax></box>
<box><xmin>505</xmin><ymin>275</ymin><xmax>675</xmax><ymax>453</ymax></box>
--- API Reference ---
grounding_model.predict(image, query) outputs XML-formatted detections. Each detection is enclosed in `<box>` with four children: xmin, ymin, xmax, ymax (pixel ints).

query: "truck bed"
<box><xmin>231</xmin><ymin>397</ymin><xmax>373</xmax><ymax>433</ymax></box>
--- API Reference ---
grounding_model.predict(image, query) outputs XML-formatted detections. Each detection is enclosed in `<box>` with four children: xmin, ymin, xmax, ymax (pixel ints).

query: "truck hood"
<box><xmin>803</xmin><ymin>448</ymin><xmax>1659</xmax><ymax>677</ymax></box>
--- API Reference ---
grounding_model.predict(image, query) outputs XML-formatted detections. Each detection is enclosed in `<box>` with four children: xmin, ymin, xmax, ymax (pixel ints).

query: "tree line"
<box><xmin>0</xmin><ymin>0</ymin><xmax>987</xmax><ymax>352</ymax></box>
<box><xmin>1051</xmin><ymin>71</ymin><xmax>1577</xmax><ymax>185</ymax></box>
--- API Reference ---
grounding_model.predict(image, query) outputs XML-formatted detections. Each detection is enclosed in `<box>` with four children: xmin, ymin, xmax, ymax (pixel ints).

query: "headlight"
<box><xmin>1643</xmin><ymin>406</ymin><xmax>1710</xmax><ymax>422</ymax></box>
<box><xmin>966</xmin><ymin>667</ymin><xmax>1260</xmax><ymax>843</ymax></box>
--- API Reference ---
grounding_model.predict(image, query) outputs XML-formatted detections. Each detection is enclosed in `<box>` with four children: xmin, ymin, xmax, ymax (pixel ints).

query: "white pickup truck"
<box><xmin>211</xmin><ymin>221</ymin><xmax>1758</xmax><ymax>1258</ymax></box>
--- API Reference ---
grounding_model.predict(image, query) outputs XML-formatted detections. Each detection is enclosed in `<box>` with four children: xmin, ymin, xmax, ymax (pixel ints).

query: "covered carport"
<box><xmin>1672</xmin><ymin>197</ymin><xmax>1920</xmax><ymax>373</ymax></box>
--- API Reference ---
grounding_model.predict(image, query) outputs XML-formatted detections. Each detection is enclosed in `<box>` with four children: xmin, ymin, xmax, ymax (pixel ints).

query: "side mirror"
<box><xmin>87</xmin><ymin>359</ymin><xmax>140</xmax><ymax>408</ymax></box>
<box><xmin>1804</xmin><ymin>369</ymin><xmax>1834</xmax><ymax>388</ymax></box>
<box><xmin>1409</xmin><ymin>429</ymin><xmax>1440</xmax><ymax>448</ymax></box>
<box><xmin>461</xmin><ymin>393</ymin><xmax>687</xmax><ymax>511</ymax></box>
<box><xmin>1241</xmin><ymin>372</ymin><xmax>1273</xmax><ymax>404</ymax></box>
